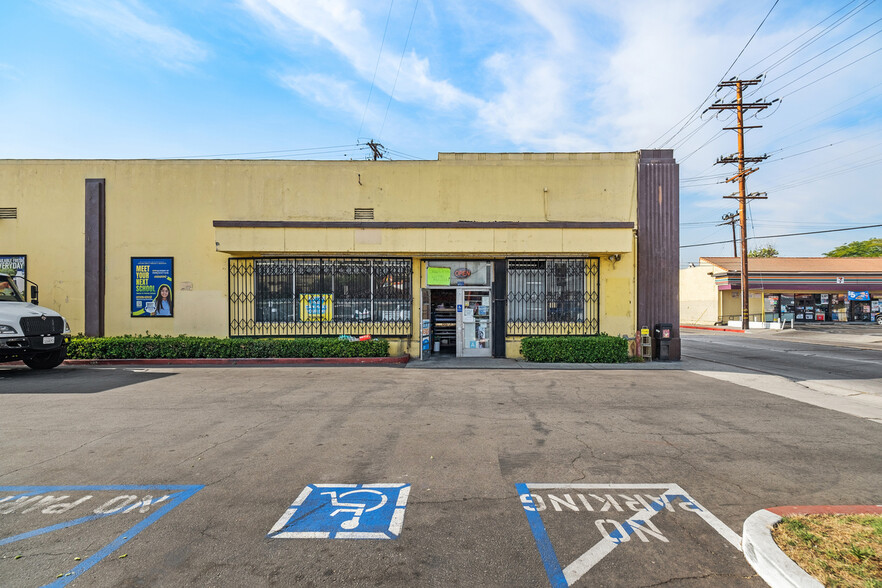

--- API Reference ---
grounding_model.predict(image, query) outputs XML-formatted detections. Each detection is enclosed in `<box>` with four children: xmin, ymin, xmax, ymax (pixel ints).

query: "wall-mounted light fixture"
<box><xmin>608</xmin><ymin>254</ymin><xmax>621</xmax><ymax>268</ymax></box>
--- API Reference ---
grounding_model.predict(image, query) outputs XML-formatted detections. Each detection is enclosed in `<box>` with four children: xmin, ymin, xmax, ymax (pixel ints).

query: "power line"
<box><xmin>779</xmin><ymin>45</ymin><xmax>882</xmax><ymax>99</ymax></box>
<box><xmin>158</xmin><ymin>145</ymin><xmax>362</xmax><ymax>159</ymax></box>
<box><xmin>765</xmin><ymin>80</ymin><xmax>882</xmax><ymax>143</ymax></box>
<box><xmin>762</xmin><ymin>27</ymin><xmax>882</xmax><ymax>97</ymax></box>
<box><xmin>681</xmin><ymin>223</ymin><xmax>882</xmax><ymax>248</ymax></box>
<box><xmin>763</xmin><ymin>16</ymin><xmax>882</xmax><ymax>83</ymax></box>
<box><xmin>651</xmin><ymin>0</ymin><xmax>779</xmax><ymax>149</ymax></box>
<box><xmin>737</xmin><ymin>0</ymin><xmax>867</xmax><ymax>76</ymax></box>
<box><xmin>746</xmin><ymin>0</ymin><xmax>874</xmax><ymax>78</ymax></box>
<box><xmin>378</xmin><ymin>0</ymin><xmax>419</xmax><ymax>142</ymax></box>
<box><xmin>358</xmin><ymin>0</ymin><xmax>396</xmax><ymax>140</ymax></box>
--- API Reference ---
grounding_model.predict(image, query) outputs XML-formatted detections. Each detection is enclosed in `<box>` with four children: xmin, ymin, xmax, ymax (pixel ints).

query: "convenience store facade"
<box><xmin>680</xmin><ymin>257</ymin><xmax>882</xmax><ymax>325</ymax></box>
<box><xmin>2</xmin><ymin>150</ymin><xmax>680</xmax><ymax>359</ymax></box>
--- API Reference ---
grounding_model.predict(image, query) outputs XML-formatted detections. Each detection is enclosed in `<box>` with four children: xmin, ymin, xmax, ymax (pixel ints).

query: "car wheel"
<box><xmin>877</xmin><ymin>315</ymin><xmax>882</xmax><ymax>326</ymax></box>
<box><xmin>23</xmin><ymin>348</ymin><xmax>66</xmax><ymax>370</ymax></box>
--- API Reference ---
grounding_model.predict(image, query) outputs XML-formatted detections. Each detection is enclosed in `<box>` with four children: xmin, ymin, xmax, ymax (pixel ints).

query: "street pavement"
<box><xmin>681</xmin><ymin>325</ymin><xmax>882</xmax><ymax>424</ymax></box>
<box><xmin>1</xmin><ymin>328</ymin><xmax>880</xmax><ymax>587</ymax></box>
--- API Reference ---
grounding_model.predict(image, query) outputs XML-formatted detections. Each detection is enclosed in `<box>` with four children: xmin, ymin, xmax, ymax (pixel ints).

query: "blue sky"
<box><xmin>2</xmin><ymin>0</ymin><xmax>881</xmax><ymax>262</ymax></box>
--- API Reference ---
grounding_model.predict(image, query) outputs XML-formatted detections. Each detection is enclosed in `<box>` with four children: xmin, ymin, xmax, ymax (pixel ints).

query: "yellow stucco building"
<box><xmin>1</xmin><ymin>150</ymin><xmax>680</xmax><ymax>359</ymax></box>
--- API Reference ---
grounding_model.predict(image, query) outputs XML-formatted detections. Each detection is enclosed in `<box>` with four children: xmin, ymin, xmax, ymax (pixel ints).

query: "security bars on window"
<box><xmin>506</xmin><ymin>258</ymin><xmax>600</xmax><ymax>336</ymax></box>
<box><xmin>228</xmin><ymin>257</ymin><xmax>412</xmax><ymax>337</ymax></box>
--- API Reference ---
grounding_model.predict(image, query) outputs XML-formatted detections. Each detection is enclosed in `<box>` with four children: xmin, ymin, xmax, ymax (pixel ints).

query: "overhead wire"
<box><xmin>650</xmin><ymin>0</ymin><xmax>779</xmax><ymax>149</ymax></box>
<box><xmin>736</xmin><ymin>0</ymin><xmax>867</xmax><ymax>77</ymax></box>
<box><xmin>745</xmin><ymin>0</ymin><xmax>874</xmax><ymax>78</ymax></box>
<box><xmin>357</xmin><ymin>0</ymin><xmax>396</xmax><ymax>140</ymax></box>
<box><xmin>778</xmin><ymin>45</ymin><xmax>882</xmax><ymax>99</ymax></box>
<box><xmin>763</xmin><ymin>15</ymin><xmax>882</xmax><ymax>81</ymax></box>
<box><xmin>681</xmin><ymin>223</ymin><xmax>882</xmax><ymax>248</ymax></box>
<box><xmin>378</xmin><ymin>0</ymin><xmax>420</xmax><ymax>142</ymax></box>
<box><xmin>158</xmin><ymin>145</ymin><xmax>363</xmax><ymax>159</ymax></box>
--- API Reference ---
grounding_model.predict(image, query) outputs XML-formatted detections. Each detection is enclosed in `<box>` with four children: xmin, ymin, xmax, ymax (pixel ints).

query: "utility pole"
<box><xmin>707</xmin><ymin>78</ymin><xmax>774</xmax><ymax>330</ymax></box>
<box><xmin>365</xmin><ymin>140</ymin><xmax>385</xmax><ymax>161</ymax></box>
<box><xmin>718</xmin><ymin>212</ymin><xmax>739</xmax><ymax>257</ymax></box>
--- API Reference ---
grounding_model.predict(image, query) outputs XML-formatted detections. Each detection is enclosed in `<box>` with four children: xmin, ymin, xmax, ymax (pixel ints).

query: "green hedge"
<box><xmin>519</xmin><ymin>335</ymin><xmax>629</xmax><ymax>363</ymax></box>
<box><xmin>67</xmin><ymin>336</ymin><xmax>390</xmax><ymax>360</ymax></box>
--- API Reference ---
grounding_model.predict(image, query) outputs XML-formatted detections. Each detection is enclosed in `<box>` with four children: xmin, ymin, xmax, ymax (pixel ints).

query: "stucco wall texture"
<box><xmin>1</xmin><ymin>152</ymin><xmax>662</xmax><ymax>358</ymax></box>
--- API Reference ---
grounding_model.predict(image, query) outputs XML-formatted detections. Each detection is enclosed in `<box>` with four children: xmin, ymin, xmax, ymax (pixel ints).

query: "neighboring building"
<box><xmin>1</xmin><ymin>150</ymin><xmax>680</xmax><ymax>359</ymax></box>
<box><xmin>681</xmin><ymin>257</ymin><xmax>882</xmax><ymax>325</ymax></box>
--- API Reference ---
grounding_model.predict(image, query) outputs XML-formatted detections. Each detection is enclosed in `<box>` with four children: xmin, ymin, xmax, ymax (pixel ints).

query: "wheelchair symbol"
<box><xmin>321</xmin><ymin>489</ymin><xmax>388</xmax><ymax>530</ymax></box>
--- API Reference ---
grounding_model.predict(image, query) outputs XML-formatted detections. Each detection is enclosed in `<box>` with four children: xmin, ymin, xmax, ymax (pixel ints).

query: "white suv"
<box><xmin>0</xmin><ymin>273</ymin><xmax>71</xmax><ymax>369</ymax></box>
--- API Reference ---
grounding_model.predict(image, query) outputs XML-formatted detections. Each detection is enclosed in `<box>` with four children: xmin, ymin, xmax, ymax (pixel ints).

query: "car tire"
<box><xmin>23</xmin><ymin>348</ymin><xmax>66</xmax><ymax>370</ymax></box>
<box><xmin>877</xmin><ymin>315</ymin><xmax>882</xmax><ymax>326</ymax></box>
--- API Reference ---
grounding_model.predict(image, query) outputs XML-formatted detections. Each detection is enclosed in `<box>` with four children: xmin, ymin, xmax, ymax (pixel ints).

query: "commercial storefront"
<box><xmin>680</xmin><ymin>257</ymin><xmax>882</xmax><ymax>325</ymax></box>
<box><xmin>2</xmin><ymin>150</ymin><xmax>680</xmax><ymax>359</ymax></box>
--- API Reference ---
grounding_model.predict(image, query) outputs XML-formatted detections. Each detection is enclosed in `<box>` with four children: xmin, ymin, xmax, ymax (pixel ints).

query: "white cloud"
<box><xmin>44</xmin><ymin>0</ymin><xmax>208</xmax><ymax>69</ymax></box>
<box><xmin>240</xmin><ymin>0</ymin><xmax>481</xmax><ymax>115</ymax></box>
<box><xmin>278</xmin><ymin>73</ymin><xmax>363</xmax><ymax>119</ymax></box>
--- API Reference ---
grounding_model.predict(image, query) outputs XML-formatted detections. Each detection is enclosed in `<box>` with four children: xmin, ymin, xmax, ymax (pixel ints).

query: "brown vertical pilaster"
<box><xmin>637</xmin><ymin>150</ymin><xmax>680</xmax><ymax>359</ymax></box>
<box><xmin>85</xmin><ymin>179</ymin><xmax>105</xmax><ymax>336</ymax></box>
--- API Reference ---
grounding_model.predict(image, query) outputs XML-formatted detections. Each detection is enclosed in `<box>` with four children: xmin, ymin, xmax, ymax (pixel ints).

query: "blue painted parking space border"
<box><xmin>0</xmin><ymin>484</ymin><xmax>203</xmax><ymax>587</ymax></box>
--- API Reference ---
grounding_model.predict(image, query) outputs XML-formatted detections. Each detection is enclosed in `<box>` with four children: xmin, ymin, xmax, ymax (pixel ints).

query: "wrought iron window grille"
<box><xmin>506</xmin><ymin>257</ymin><xmax>600</xmax><ymax>336</ymax></box>
<box><xmin>228</xmin><ymin>257</ymin><xmax>412</xmax><ymax>337</ymax></box>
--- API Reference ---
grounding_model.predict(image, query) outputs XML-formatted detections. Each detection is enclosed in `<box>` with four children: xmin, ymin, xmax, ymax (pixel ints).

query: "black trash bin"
<box><xmin>653</xmin><ymin>323</ymin><xmax>673</xmax><ymax>361</ymax></box>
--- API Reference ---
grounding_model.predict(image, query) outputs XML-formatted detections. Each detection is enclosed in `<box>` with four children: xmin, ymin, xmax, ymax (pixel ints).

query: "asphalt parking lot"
<box><xmin>2</xmin><ymin>361</ymin><xmax>880</xmax><ymax>587</ymax></box>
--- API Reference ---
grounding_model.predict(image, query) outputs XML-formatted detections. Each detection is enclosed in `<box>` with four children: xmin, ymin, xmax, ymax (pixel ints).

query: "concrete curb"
<box><xmin>681</xmin><ymin>324</ymin><xmax>746</xmax><ymax>333</ymax></box>
<box><xmin>742</xmin><ymin>506</ymin><xmax>882</xmax><ymax>588</ymax></box>
<box><xmin>63</xmin><ymin>356</ymin><xmax>410</xmax><ymax>367</ymax></box>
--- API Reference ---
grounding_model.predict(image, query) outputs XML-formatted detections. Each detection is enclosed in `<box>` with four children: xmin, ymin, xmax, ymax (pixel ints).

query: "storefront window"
<box><xmin>830</xmin><ymin>294</ymin><xmax>847</xmax><ymax>322</ymax></box>
<box><xmin>763</xmin><ymin>294</ymin><xmax>779</xmax><ymax>322</ymax></box>
<box><xmin>795</xmin><ymin>294</ymin><xmax>815</xmax><ymax>321</ymax></box>
<box><xmin>506</xmin><ymin>258</ymin><xmax>599</xmax><ymax>335</ymax></box>
<box><xmin>780</xmin><ymin>295</ymin><xmax>795</xmax><ymax>322</ymax></box>
<box><xmin>814</xmin><ymin>293</ymin><xmax>828</xmax><ymax>322</ymax></box>
<box><xmin>229</xmin><ymin>257</ymin><xmax>412</xmax><ymax>336</ymax></box>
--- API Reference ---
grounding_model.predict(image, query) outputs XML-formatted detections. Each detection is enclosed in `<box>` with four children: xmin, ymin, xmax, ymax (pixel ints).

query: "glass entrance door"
<box><xmin>458</xmin><ymin>289</ymin><xmax>491</xmax><ymax>357</ymax></box>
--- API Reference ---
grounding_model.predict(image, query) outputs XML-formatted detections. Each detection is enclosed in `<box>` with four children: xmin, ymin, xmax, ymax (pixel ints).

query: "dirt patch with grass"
<box><xmin>772</xmin><ymin>514</ymin><xmax>882</xmax><ymax>587</ymax></box>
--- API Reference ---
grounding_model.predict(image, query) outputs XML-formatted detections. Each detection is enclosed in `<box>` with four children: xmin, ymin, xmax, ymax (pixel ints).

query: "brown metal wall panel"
<box><xmin>636</xmin><ymin>150</ymin><xmax>680</xmax><ymax>359</ymax></box>
<box><xmin>85</xmin><ymin>179</ymin><xmax>105</xmax><ymax>337</ymax></box>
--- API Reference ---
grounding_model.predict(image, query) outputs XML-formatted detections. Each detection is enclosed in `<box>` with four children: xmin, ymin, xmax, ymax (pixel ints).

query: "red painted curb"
<box><xmin>680</xmin><ymin>325</ymin><xmax>746</xmax><ymax>333</ymax></box>
<box><xmin>767</xmin><ymin>505</ymin><xmax>882</xmax><ymax>516</ymax></box>
<box><xmin>63</xmin><ymin>356</ymin><xmax>410</xmax><ymax>367</ymax></box>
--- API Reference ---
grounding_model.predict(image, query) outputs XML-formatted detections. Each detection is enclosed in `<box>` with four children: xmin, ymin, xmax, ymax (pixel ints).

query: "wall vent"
<box><xmin>354</xmin><ymin>208</ymin><xmax>374</xmax><ymax>220</ymax></box>
<box><xmin>0</xmin><ymin>208</ymin><xmax>17</xmax><ymax>219</ymax></box>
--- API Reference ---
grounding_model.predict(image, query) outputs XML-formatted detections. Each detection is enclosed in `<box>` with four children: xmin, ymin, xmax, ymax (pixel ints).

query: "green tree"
<box><xmin>748</xmin><ymin>244</ymin><xmax>779</xmax><ymax>258</ymax></box>
<box><xmin>823</xmin><ymin>237</ymin><xmax>882</xmax><ymax>257</ymax></box>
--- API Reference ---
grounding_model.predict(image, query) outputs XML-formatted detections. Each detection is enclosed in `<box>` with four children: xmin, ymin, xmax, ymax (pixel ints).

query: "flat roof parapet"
<box><xmin>437</xmin><ymin>152</ymin><xmax>636</xmax><ymax>161</ymax></box>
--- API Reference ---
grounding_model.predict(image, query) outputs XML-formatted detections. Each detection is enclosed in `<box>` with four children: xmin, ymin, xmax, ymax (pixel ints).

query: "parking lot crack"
<box><xmin>0</xmin><ymin>427</ymin><xmax>145</xmax><ymax>478</ymax></box>
<box><xmin>175</xmin><ymin>417</ymin><xmax>281</xmax><ymax>465</ymax></box>
<box><xmin>639</xmin><ymin>572</ymin><xmax>759</xmax><ymax>586</ymax></box>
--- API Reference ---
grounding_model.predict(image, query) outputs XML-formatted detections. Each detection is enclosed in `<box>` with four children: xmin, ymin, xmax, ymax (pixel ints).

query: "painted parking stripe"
<box><xmin>515</xmin><ymin>484</ymin><xmax>567</xmax><ymax>588</ymax></box>
<box><xmin>0</xmin><ymin>484</ymin><xmax>203</xmax><ymax>587</ymax></box>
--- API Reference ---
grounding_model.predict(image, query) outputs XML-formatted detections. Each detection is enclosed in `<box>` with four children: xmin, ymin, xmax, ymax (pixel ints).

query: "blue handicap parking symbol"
<box><xmin>267</xmin><ymin>483</ymin><xmax>410</xmax><ymax>540</ymax></box>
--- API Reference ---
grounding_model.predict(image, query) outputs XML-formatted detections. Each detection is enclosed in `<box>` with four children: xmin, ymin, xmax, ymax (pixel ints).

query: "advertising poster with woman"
<box><xmin>131</xmin><ymin>257</ymin><xmax>174</xmax><ymax>317</ymax></box>
<box><xmin>0</xmin><ymin>255</ymin><xmax>26</xmax><ymax>292</ymax></box>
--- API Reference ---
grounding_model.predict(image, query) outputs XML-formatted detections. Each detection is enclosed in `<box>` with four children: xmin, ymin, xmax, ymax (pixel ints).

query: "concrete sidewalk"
<box><xmin>405</xmin><ymin>355</ymin><xmax>681</xmax><ymax>369</ymax></box>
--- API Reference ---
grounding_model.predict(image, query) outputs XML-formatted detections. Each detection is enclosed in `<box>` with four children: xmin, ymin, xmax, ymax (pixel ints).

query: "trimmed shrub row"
<box><xmin>519</xmin><ymin>335</ymin><xmax>629</xmax><ymax>363</ymax></box>
<box><xmin>67</xmin><ymin>336</ymin><xmax>390</xmax><ymax>360</ymax></box>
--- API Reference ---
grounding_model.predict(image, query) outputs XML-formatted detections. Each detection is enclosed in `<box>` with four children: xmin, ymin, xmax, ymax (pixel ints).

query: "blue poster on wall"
<box><xmin>132</xmin><ymin>257</ymin><xmax>174</xmax><ymax>317</ymax></box>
